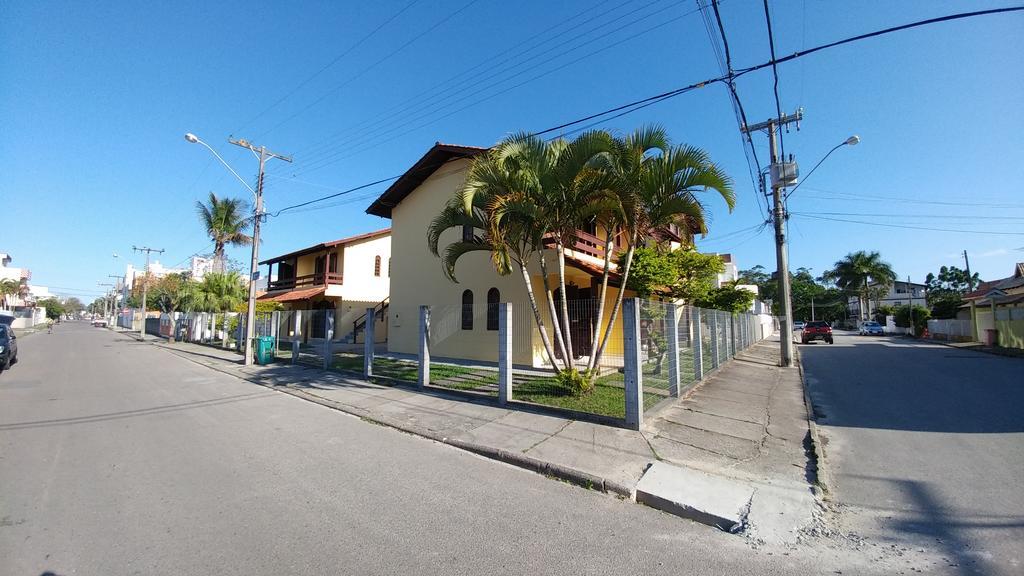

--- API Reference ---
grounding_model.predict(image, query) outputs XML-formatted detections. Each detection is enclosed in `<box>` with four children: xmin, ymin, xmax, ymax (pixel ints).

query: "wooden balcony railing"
<box><xmin>268</xmin><ymin>271</ymin><xmax>343</xmax><ymax>291</ymax></box>
<box><xmin>543</xmin><ymin>230</ymin><xmax>608</xmax><ymax>259</ymax></box>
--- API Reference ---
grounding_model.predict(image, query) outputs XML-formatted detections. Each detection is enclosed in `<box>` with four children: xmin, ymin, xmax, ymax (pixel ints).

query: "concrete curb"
<box><xmin>795</xmin><ymin>347</ymin><xmax>832</xmax><ymax>500</ymax></box>
<box><xmin>155</xmin><ymin>343</ymin><xmax>634</xmax><ymax>500</ymax></box>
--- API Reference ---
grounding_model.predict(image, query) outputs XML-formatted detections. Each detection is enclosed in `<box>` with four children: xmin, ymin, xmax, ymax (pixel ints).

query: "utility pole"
<box><xmin>743</xmin><ymin>109</ymin><xmax>802</xmax><ymax>367</ymax></box>
<box><xmin>962</xmin><ymin>250</ymin><xmax>975</xmax><ymax>292</ymax></box>
<box><xmin>108</xmin><ymin>274</ymin><xmax>124</xmax><ymax>325</ymax></box>
<box><xmin>133</xmin><ymin>246</ymin><xmax>164</xmax><ymax>340</ymax></box>
<box><xmin>811</xmin><ymin>297</ymin><xmax>815</xmax><ymax>322</ymax></box>
<box><xmin>907</xmin><ymin>275</ymin><xmax>914</xmax><ymax>336</ymax></box>
<box><xmin>228</xmin><ymin>138</ymin><xmax>292</xmax><ymax>365</ymax></box>
<box><xmin>98</xmin><ymin>283</ymin><xmax>115</xmax><ymax>320</ymax></box>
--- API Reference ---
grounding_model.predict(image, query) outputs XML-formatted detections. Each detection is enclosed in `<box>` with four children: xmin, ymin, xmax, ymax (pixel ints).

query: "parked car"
<box><xmin>793</xmin><ymin>320</ymin><xmax>807</xmax><ymax>331</ymax></box>
<box><xmin>0</xmin><ymin>324</ymin><xmax>18</xmax><ymax>372</ymax></box>
<box><xmin>801</xmin><ymin>321</ymin><xmax>833</xmax><ymax>344</ymax></box>
<box><xmin>92</xmin><ymin>317</ymin><xmax>108</xmax><ymax>327</ymax></box>
<box><xmin>859</xmin><ymin>321</ymin><xmax>885</xmax><ymax>336</ymax></box>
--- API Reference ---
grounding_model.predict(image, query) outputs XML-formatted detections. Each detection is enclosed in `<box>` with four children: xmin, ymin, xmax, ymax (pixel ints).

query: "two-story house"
<box><xmin>961</xmin><ymin>262</ymin><xmax>1024</xmax><ymax>348</ymax></box>
<box><xmin>365</xmin><ymin>142</ymin><xmax>691</xmax><ymax>368</ymax></box>
<box><xmin>847</xmin><ymin>279</ymin><xmax>927</xmax><ymax>320</ymax></box>
<box><xmin>258</xmin><ymin>228</ymin><xmax>391</xmax><ymax>343</ymax></box>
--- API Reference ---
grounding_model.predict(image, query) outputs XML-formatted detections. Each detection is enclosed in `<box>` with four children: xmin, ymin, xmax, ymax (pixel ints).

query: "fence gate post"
<box><xmin>418</xmin><ymin>305</ymin><xmax>430</xmax><ymax>389</ymax></box>
<box><xmin>364</xmin><ymin>307</ymin><xmax>375</xmax><ymax>378</ymax></box>
<box><xmin>291</xmin><ymin>310</ymin><xmax>301</xmax><ymax>365</ymax></box>
<box><xmin>271</xmin><ymin>311</ymin><xmax>280</xmax><ymax>355</ymax></box>
<box><xmin>623</xmin><ymin>298</ymin><xmax>643</xmax><ymax>430</ymax></box>
<box><xmin>666</xmin><ymin>303</ymin><xmax>680</xmax><ymax>397</ymax></box>
<box><xmin>692</xmin><ymin>307</ymin><xmax>703</xmax><ymax>381</ymax></box>
<box><xmin>709</xmin><ymin>310</ymin><xmax>720</xmax><ymax>370</ymax></box>
<box><xmin>324</xmin><ymin>309</ymin><xmax>334</xmax><ymax>370</ymax></box>
<box><xmin>498</xmin><ymin>303</ymin><xmax>511</xmax><ymax>404</ymax></box>
<box><xmin>729</xmin><ymin>314</ymin><xmax>737</xmax><ymax>357</ymax></box>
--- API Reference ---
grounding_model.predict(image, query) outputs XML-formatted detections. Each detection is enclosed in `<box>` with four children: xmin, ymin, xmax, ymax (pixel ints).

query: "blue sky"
<box><xmin>2</xmin><ymin>0</ymin><xmax>1022</xmax><ymax>303</ymax></box>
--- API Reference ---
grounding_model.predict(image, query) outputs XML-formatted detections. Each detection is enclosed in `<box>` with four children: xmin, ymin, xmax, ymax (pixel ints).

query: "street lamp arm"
<box><xmin>785</xmin><ymin>135</ymin><xmax>859</xmax><ymax>201</ymax></box>
<box><xmin>186</xmin><ymin>135</ymin><xmax>256</xmax><ymax>197</ymax></box>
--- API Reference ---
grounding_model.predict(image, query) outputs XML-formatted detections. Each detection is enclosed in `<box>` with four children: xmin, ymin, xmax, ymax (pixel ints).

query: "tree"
<box><xmin>151</xmin><ymin>273</ymin><xmax>196</xmax><ymax>342</ymax></box>
<box><xmin>0</xmin><ymin>278</ymin><xmax>20</xmax><ymax>310</ymax></box>
<box><xmin>623</xmin><ymin>248</ymin><xmax>724</xmax><ymax>303</ymax></box>
<box><xmin>822</xmin><ymin>251</ymin><xmax>896</xmax><ymax>321</ymax></box>
<box><xmin>873</xmin><ymin>304</ymin><xmax>896</xmax><ymax>325</ymax></box>
<box><xmin>696</xmin><ymin>281</ymin><xmax>756</xmax><ymax>313</ymax></box>
<box><xmin>190</xmin><ymin>272</ymin><xmax>247</xmax><ymax>347</ymax></box>
<box><xmin>924</xmin><ymin>265</ymin><xmax>980</xmax><ymax>319</ymax></box>
<box><xmin>36</xmin><ymin>297</ymin><xmax>66</xmax><ymax>320</ymax></box>
<box><xmin>895</xmin><ymin>304</ymin><xmax>930</xmax><ymax>336</ymax></box>
<box><xmin>195</xmin><ymin>192</ymin><xmax>252</xmax><ymax>273</ymax></box>
<box><xmin>63</xmin><ymin>297</ymin><xmax>84</xmax><ymax>314</ymax></box>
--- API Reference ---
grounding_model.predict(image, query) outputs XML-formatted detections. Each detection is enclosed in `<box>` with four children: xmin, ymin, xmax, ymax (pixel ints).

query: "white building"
<box><xmin>713</xmin><ymin>253</ymin><xmax>739</xmax><ymax>287</ymax></box>
<box><xmin>1</xmin><ymin>252</ymin><xmax>31</xmax><ymax>309</ymax></box>
<box><xmin>847</xmin><ymin>280</ymin><xmax>927</xmax><ymax>319</ymax></box>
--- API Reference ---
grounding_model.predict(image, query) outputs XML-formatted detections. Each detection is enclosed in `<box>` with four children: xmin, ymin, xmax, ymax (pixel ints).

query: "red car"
<box><xmin>801</xmin><ymin>321</ymin><xmax>833</xmax><ymax>344</ymax></box>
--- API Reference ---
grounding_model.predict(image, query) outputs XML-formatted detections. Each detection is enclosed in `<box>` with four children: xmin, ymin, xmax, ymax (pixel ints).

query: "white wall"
<box><xmin>339</xmin><ymin>234</ymin><xmax>391</xmax><ymax>302</ymax></box>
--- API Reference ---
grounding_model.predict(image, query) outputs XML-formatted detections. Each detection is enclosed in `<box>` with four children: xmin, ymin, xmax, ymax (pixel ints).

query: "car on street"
<box><xmin>793</xmin><ymin>320</ymin><xmax>806</xmax><ymax>331</ymax></box>
<box><xmin>0</xmin><ymin>324</ymin><xmax>18</xmax><ymax>372</ymax></box>
<box><xmin>92</xmin><ymin>317</ymin><xmax>107</xmax><ymax>327</ymax></box>
<box><xmin>859</xmin><ymin>321</ymin><xmax>885</xmax><ymax>336</ymax></box>
<box><xmin>801</xmin><ymin>320</ymin><xmax>833</xmax><ymax>344</ymax></box>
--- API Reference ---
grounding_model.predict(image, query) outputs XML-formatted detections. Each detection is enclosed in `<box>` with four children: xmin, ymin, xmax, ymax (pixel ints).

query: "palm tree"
<box><xmin>587</xmin><ymin>128</ymin><xmax>734</xmax><ymax>375</ymax></box>
<box><xmin>822</xmin><ymin>251</ymin><xmax>896</xmax><ymax>321</ymax></box>
<box><xmin>191</xmin><ymin>272</ymin><xmax>247</xmax><ymax>347</ymax></box>
<box><xmin>0</xmin><ymin>278</ymin><xmax>19</xmax><ymax>311</ymax></box>
<box><xmin>195</xmin><ymin>192</ymin><xmax>252</xmax><ymax>273</ymax></box>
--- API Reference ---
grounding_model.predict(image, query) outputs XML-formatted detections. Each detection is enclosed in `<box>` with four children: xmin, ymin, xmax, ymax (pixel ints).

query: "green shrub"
<box><xmin>556</xmin><ymin>368</ymin><xmax>594</xmax><ymax>397</ymax></box>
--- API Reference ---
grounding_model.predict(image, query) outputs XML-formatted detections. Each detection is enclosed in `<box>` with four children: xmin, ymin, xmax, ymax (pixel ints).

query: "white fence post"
<box><xmin>324</xmin><ymin>309</ymin><xmax>334</xmax><ymax>370</ymax></box>
<box><xmin>709</xmin><ymin>310</ymin><xmax>720</xmax><ymax>370</ymax></box>
<box><xmin>364</xmin><ymin>307</ymin><xmax>375</xmax><ymax>378</ymax></box>
<box><xmin>666</xmin><ymin>303</ymin><xmax>680</xmax><ymax>397</ymax></box>
<box><xmin>623</xmin><ymin>298</ymin><xmax>643</xmax><ymax>430</ymax></box>
<box><xmin>498</xmin><ymin>303</ymin><xmax>511</xmax><ymax>405</ymax></box>
<box><xmin>729</xmin><ymin>314</ymin><xmax>737</xmax><ymax>357</ymax></box>
<box><xmin>271</xmin><ymin>311</ymin><xmax>280</xmax><ymax>356</ymax></box>
<box><xmin>692</xmin><ymin>307</ymin><xmax>704</xmax><ymax>381</ymax></box>
<box><xmin>418</xmin><ymin>305</ymin><xmax>430</xmax><ymax>389</ymax></box>
<box><xmin>291</xmin><ymin>310</ymin><xmax>301</xmax><ymax>365</ymax></box>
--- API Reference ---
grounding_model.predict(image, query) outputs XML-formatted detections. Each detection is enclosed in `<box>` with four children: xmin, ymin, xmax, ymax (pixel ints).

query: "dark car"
<box><xmin>0</xmin><ymin>324</ymin><xmax>18</xmax><ymax>372</ymax></box>
<box><xmin>801</xmin><ymin>321</ymin><xmax>833</xmax><ymax>344</ymax></box>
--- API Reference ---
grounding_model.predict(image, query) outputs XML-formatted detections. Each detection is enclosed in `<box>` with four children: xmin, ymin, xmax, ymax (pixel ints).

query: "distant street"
<box><xmin>801</xmin><ymin>331</ymin><xmax>1024</xmax><ymax>576</ymax></box>
<box><xmin>1</xmin><ymin>321</ymin><xmax>877</xmax><ymax>576</ymax></box>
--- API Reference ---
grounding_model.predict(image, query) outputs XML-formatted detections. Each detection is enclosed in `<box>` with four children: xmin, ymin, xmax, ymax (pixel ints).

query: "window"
<box><xmin>461</xmin><ymin>289</ymin><xmax>473</xmax><ymax>330</ymax></box>
<box><xmin>462</xmin><ymin>224</ymin><xmax>474</xmax><ymax>242</ymax></box>
<box><xmin>486</xmin><ymin>288</ymin><xmax>500</xmax><ymax>331</ymax></box>
<box><xmin>374</xmin><ymin>255</ymin><xmax>381</xmax><ymax>277</ymax></box>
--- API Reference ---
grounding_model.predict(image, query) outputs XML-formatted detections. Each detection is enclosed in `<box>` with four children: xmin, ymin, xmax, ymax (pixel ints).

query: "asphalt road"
<box><xmin>0</xmin><ymin>321</ymin><xmax>882</xmax><ymax>576</ymax></box>
<box><xmin>801</xmin><ymin>330</ymin><xmax>1024</xmax><ymax>576</ymax></box>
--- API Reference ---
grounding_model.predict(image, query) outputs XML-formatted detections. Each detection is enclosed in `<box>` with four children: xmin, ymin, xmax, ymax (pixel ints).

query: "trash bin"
<box><xmin>255</xmin><ymin>336</ymin><xmax>276</xmax><ymax>365</ymax></box>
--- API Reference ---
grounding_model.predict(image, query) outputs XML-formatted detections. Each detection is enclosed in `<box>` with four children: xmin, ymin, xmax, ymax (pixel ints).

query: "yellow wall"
<box><xmin>387</xmin><ymin>159</ymin><xmax>632</xmax><ymax>367</ymax></box>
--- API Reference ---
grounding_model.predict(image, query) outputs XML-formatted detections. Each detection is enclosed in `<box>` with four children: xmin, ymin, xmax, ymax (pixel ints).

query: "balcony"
<box><xmin>268</xmin><ymin>272</ymin><xmax>343</xmax><ymax>291</ymax></box>
<box><xmin>543</xmin><ymin>230</ymin><xmax>612</xmax><ymax>260</ymax></box>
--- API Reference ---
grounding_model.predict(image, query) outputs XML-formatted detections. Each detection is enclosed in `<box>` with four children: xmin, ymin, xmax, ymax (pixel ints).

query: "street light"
<box><xmin>785</xmin><ymin>135</ymin><xmax>860</xmax><ymax>199</ymax></box>
<box><xmin>185</xmin><ymin>132</ymin><xmax>291</xmax><ymax>366</ymax></box>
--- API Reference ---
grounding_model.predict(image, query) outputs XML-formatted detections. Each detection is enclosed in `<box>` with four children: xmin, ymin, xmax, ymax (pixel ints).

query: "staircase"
<box><xmin>340</xmin><ymin>297</ymin><xmax>389</xmax><ymax>344</ymax></box>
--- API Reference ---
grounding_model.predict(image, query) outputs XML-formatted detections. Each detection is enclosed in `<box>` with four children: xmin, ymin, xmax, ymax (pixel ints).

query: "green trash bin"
<box><xmin>255</xmin><ymin>336</ymin><xmax>276</xmax><ymax>365</ymax></box>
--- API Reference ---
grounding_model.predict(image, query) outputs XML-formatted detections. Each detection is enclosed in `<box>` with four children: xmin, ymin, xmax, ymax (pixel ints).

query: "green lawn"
<box><xmin>512</xmin><ymin>371</ymin><xmax>662</xmax><ymax>419</ymax></box>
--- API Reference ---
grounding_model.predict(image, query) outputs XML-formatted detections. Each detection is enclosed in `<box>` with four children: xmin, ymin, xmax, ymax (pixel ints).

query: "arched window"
<box><xmin>461</xmin><ymin>289</ymin><xmax>473</xmax><ymax>330</ymax></box>
<box><xmin>374</xmin><ymin>255</ymin><xmax>381</xmax><ymax>277</ymax></box>
<box><xmin>486</xmin><ymin>288</ymin><xmax>500</xmax><ymax>331</ymax></box>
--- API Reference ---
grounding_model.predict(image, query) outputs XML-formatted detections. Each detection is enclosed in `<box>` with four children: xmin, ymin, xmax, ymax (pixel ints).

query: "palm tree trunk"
<box><xmin>586</xmin><ymin>231</ymin><xmax>614</xmax><ymax>374</ymax></box>
<box><xmin>538</xmin><ymin>249</ymin><xmax>570</xmax><ymax>370</ymax></box>
<box><xmin>593</xmin><ymin>233</ymin><xmax>637</xmax><ymax>371</ymax></box>
<box><xmin>555</xmin><ymin>240</ymin><xmax>575</xmax><ymax>365</ymax></box>
<box><xmin>519</xmin><ymin>262</ymin><xmax>560</xmax><ymax>372</ymax></box>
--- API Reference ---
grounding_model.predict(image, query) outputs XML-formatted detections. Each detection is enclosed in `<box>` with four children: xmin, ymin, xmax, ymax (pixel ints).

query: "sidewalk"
<box><xmin>149</xmin><ymin>334</ymin><xmax>817</xmax><ymax>542</ymax></box>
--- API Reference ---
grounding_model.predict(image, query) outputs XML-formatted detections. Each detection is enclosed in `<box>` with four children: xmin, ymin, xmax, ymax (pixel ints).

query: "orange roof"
<box><xmin>366</xmin><ymin>143</ymin><xmax>487</xmax><ymax>218</ymax></box>
<box><xmin>257</xmin><ymin>286</ymin><xmax>326</xmax><ymax>303</ymax></box>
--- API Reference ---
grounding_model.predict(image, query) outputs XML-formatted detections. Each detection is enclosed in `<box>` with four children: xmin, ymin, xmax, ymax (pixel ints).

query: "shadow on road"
<box><xmin>801</xmin><ymin>338</ymin><xmax>1023</xmax><ymax>433</ymax></box>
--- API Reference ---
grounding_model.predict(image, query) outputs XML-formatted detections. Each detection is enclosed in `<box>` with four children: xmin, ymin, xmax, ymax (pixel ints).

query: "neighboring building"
<box><xmin>125</xmin><ymin>260</ymin><xmax>189</xmax><ymax>290</ymax></box>
<box><xmin>847</xmin><ymin>280</ymin><xmax>927</xmax><ymax>320</ymax></box>
<box><xmin>961</xmin><ymin>262</ymin><xmax>1024</xmax><ymax>348</ymax></box>
<box><xmin>189</xmin><ymin>256</ymin><xmax>216</xmax><ymax>281</ymax></box>
<box><xmin>0</xmin><ymin>253</ymin><xmax>31</xmax><ymax>309</ymax></box>
<box><xmin>713</xmin><ymin>253</ymin><xmax>738</xmax><ymax>287</ymax></box>
<box><xmin>366</xmin><ymin>142</ymin><xmax>689</xmax><ymax>368</ymax></box>
<box><xmin>258</xmin><ymin>229</ymin><xmax>392</xmax><ymax>343</ymax></box>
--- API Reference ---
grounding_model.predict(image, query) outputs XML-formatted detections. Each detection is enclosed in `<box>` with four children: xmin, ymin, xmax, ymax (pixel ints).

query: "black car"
<box><xmin>0</xmin><ymin>324</ymin><xmax>18</xmax><ymax>372</ymax></box>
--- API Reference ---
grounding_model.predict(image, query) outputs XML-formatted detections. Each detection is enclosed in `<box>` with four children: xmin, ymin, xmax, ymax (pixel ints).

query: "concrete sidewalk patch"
<box><xmin>635</xmin><ymin>461</ymin><xmax>753</xmax><ymax>532</ymax></box>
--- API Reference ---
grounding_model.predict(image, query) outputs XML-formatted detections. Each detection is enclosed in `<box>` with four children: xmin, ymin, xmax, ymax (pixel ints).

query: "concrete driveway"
<box><xmin>801</xmin><ymin>330</ymin><xmax>1024</xmax><ymax>576</ymax></box>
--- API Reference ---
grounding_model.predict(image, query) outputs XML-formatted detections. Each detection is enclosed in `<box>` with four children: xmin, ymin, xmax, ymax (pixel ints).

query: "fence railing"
<box><xmin>170</xmin><ymin>299</ymin><xmax>773</xmax><ymax>430</ymax></box>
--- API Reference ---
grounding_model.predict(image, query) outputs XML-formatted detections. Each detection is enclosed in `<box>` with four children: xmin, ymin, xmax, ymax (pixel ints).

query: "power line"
<box><xmin>292</xmin><ymin>2</ymin><xmax>708</xmax><ymax>176</ymax></box>
<box><xmin>798</xmin><ymin>186</ymin><xmax>1024</xmax><ymax>209</ymax></box>
<box><xmin>795</xmin><ymin>211</ymin><xmax>1024</xmax><ymax>221</ymax></box>
<box><xmin>762</xmin><ymin>0</ymin><xmax>786</xmax><ymax>165</ymax></box>
<box><xmin>791</xmin><ymin>213</ymin><xmax>1024</xmax><ymax>235</ymax></box>
<box><xmin>263</xmin><ymin>7</ymin><xmax>1024</xmax><ymax>216</ymax></box>
<box><xmin>289</xmin><ymin>0</ymin><xmax>636</xmax><ymax>161</ymax></box>
<box><xmin>254</xmin><ymin>0</ymin><xmax>483</xmax><ymax>140</ymax></box>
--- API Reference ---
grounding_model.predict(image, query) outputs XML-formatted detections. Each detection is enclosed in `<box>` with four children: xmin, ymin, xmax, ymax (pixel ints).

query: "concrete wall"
<box><xmin>339</xmin><ymin>234</ymin><xmax>391</xmax><ymax>302</ymax></box>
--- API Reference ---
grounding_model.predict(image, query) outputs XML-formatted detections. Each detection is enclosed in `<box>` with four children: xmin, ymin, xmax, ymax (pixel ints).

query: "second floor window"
<box><xmin>461</xmin><ymin>289</ymin><xmax>473</xmax><ymax>330</ymax></box>
<box><xmin>374</xmin><ymin>255</ymin><xmax>381</xmax><ymax>277</ymax></box>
